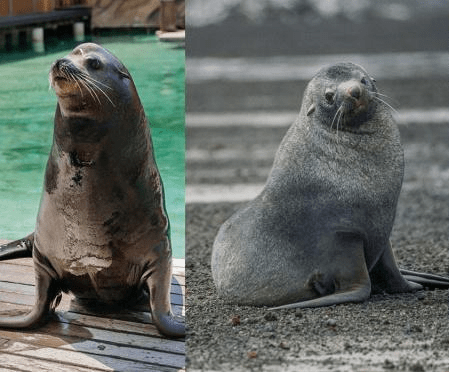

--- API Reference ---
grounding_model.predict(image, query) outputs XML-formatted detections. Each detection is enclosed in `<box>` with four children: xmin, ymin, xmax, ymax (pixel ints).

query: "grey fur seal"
<box><xmin>211</xmin><ymin>62</ymin><xmax>449</xmax><ymax>309</ymax></box>
<box><xmin>0</xmin><ymin>43</ymin><xmax>184</xmax><ymax>337</ymax></box>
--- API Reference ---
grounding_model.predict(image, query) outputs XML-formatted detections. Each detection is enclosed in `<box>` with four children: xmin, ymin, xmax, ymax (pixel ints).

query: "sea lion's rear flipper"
<box><xmin>271</xmin><ymin>231</ymin><xmax>371</xmax><ymax>310</ymax></box>
<box><xmin>399</xmin><ymin>269</ymin><xmax>449</xmax><ymax>289</ymax></box>
<box><xmin>143</xmin><ymin>242</ymin><xmax>185</xmax><ymax>338</ymax></box>
<box><xmin>0</xmin><ymin>233</ymin><xmax>34</xmax><ymax>260</ymax></box>
<box><xmin>0</xmin><ymin>248</ymin><xmax>60</xmax><ymax>328</ymax></box>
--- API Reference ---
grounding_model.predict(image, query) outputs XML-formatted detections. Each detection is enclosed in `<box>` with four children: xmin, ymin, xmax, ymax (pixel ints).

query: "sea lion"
<box><xmin>0</xmin><ymin>43</ymin><xmax>185</xmax><ymax>337</ymax></box>
<box><xmin>211</xmin><ymin>62</ymin><xmax>449</xmax><ymax>309</ymax></box>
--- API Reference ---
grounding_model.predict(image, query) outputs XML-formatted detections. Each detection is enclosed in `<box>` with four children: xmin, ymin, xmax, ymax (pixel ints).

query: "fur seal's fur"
<box><xmin>0</xmin><ymin>43</ymin><xmax>184</xmax><ymax>337</ymax></box>
<box><xmin>211</xmin><ymin>62</ymin><xmax>449</xmax><ymax>309</ymax></box>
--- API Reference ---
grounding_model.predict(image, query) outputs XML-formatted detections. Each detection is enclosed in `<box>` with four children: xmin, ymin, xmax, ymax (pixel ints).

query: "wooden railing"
<box><xmin>55</xmin><ymin>0</ymin><xmax>88</xmax><ymax>8</ymax></box>
<box><xmin>1</xmin><ymin>0</ymin><xmax>89</xmax><ymax>17</ymax></box>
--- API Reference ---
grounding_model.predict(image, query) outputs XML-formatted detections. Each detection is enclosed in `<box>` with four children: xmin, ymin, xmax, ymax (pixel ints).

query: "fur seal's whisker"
<box><xmin>331</xmin><ymin>106</ymin><xmax>342</xmax><ymax>131</ymax></box>
<box><xmin>336</xmin><ymin>108</ymin><xmax>344</xmax><ymax>138</ymax></box>
<box><xmin>374</xmin><ymin>96</ymin><xmax>397</xmax><ymax>114</ymax></box>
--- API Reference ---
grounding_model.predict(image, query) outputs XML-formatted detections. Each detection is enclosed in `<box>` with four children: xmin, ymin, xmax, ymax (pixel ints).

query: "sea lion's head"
<box><xmin>305</xmin><ymin>62</ymin><xmax>385</xmax><ymax>133</ymax></box>
<box><xmin>50</xmin><ymin>43</ymin><xmax>140</xmax><ymax>119</ymax></box>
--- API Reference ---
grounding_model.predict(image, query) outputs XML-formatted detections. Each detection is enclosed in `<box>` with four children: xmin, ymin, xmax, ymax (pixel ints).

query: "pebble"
<box><xmin>264</xmin><ymin>312</ymin><xmax>278</xmax><ymax>321</ymax></box>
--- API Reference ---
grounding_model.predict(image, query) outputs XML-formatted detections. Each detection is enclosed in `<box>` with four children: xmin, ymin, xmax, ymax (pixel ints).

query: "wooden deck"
<box><xmin>0</xmin><ymin>247</ymin><xmax>185</xmax><ymax>372</ymax></box>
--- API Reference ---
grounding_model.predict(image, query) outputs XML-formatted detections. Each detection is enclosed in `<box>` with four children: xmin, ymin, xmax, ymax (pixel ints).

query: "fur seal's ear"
<box><xmin>307</xmin><ymin>103</ymin><xmax>316</xmax><ymax>116</ymax></box>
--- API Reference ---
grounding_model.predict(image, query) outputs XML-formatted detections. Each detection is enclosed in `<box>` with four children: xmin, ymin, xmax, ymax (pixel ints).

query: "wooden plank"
<box><xmin>0</xmin><ymin>347</ymin><xmax>179</xmax><ymax>372</ymax></box>
<box><xmin>0</xmin><ymin>264</ymin><xmax>184</xmax><ymax>293</ymax></box>
<box><xmin>0</xmin><ymin>305</ymin><xmax>184</xmax><ymax>350</ymax></box>
<box><xmin>0</xmin><ymin>351</ymin><xmax>111</xmax><ymax>372</ymax></box>
<box><xmin>0</xmin><ymin>328</ymin><xmax>185</xmax><ymax>368</ymax></box>
<box><xmin>0</xmin><ymin>248</ymin><xmax>185</xmax><ymax>372</ymax></box>
<box><xmin>0</xmin><ymin>282</ymin><xmax>184</xmax><ymax>308</ymax></box>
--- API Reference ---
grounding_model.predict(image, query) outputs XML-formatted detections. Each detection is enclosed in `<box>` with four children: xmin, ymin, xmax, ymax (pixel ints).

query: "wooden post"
<box><xmin>32</xmin><ymin>27</ymin><xmax>45</xmax><ymax>53</ymax></box>
<box><xmin>160</xmin><ymin>0</ymin><xmax>177</xmax><ymax>32</ymax></box>
<box><xmin>0</xmin><ymin>33</ymin><xmax>6</xmax><ymax>51</ymax></box>
<box><xmin>73</xmin><ymin>22</ymin><xmax>85</xmax><ymax>42</ymax></box>
<box><xmin>11</xmin><ymin>29</ymin><xmax>19</xmax><ymax>48</ymax></box>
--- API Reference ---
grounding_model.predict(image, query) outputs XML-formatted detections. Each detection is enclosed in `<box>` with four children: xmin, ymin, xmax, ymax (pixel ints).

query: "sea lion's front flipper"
<box><xmin>0</xmin><ymin>248</ymin><xmax>60</xmax><ymax>328</ymax></box>
<box><xmin>0</xmin><ymin>233</ymin><xmax>34</xmax><ymax>260</ymax></box>
<box><xmin>399</xmin><ymin>269</ymin><xmax>449</xmax><ymax>289</ymax></box>
<box><xmin>143</xmin><ymin>242</ymin><xmax>185</xmax><ymax>338</ymax></box>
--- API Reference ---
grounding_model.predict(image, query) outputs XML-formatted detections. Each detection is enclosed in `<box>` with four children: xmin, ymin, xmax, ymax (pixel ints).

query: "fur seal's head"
<box><xmin>305</xmin><ymin>62</ymin><xmax>386</xmax><ymax>134</ymax></box>
<box><xmin>50</xmin><ymin>43</ymin><xmax>139</xmax><ymax>119</ymax></box>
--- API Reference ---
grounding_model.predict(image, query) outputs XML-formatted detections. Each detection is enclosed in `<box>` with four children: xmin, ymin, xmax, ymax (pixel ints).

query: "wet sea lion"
<box><xmin>0</xmin><ymin>43</ymin><xmax>184</xmax><ymax>337</ymax></box>
<box><xmin>211</xmin><ymin>62</ymin><xmax>449</xmax><ymax>309</ymax></box>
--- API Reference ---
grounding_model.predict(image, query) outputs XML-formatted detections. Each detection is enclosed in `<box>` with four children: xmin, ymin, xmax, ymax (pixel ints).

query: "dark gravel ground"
<box><xmin>186</xmin><ymin>123</ymin><xmax>449</xmax><ymax>372</ymax></box>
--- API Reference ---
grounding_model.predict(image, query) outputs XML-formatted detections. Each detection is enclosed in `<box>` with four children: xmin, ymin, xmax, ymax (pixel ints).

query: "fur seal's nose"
<box><xmin>349</xmin><ymin>85</ymin><xmax>361</xmax><ymax>99</ymax></box>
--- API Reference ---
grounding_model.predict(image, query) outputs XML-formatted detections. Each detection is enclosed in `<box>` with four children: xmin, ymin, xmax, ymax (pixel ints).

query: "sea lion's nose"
<box><xmin>55</xmin><ymin>58</ymin><xmax>71</xmax><ymax>70</ymax></box>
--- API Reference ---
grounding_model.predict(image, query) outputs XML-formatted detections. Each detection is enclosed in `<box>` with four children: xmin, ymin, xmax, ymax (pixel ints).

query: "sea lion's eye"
<box><xmin>361</xmin><ymin>77</ymin><xmax>368</xmax><ymax>85</ymax></box>
<box><xmin>88</xmin><ymin>57</ymin><xmax>102</xmax><ymax>70</ymax></box>
<box><xmin>325</xmin><ymin>89</ymin><xmax>335</xmax><ymax>103</ymax></box>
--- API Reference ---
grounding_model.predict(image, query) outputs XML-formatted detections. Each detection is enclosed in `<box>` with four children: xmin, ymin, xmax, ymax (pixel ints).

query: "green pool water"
<box><xmin>0</xmin><ymin>35</ymin><xmax>185</xmax><ymax>258</ymax></box>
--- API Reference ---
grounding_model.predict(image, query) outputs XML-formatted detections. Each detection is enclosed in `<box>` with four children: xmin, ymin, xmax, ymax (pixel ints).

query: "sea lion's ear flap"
<box><xmin>118</xmin><ymin>68</ymin><xmax>130</xmax><ymax>80</ymax></box>
<box><xmin>307</xmin><ymin>103</ymin><xmax>316</xmax><ymax>116</ymax></box>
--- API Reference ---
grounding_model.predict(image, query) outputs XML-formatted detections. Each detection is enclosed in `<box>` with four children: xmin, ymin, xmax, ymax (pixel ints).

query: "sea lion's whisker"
<box><xmin>79</xmin><ymin>78</ymin><xmax>101</xmax><ymax>105</ymax></box>
<box><xmin>81</xmin><ymin>74</ymin><xmax>113</xmax><ymax>90</ymax></box>
<box><xmin>69</xmin><ymin>72</ymin><xmax>84</xmax><ymax>98</ymax></box>
<box><xmin>82</xmin><ymin>76</ymin><xmax>116</xmax><ymax>107</ymax></box>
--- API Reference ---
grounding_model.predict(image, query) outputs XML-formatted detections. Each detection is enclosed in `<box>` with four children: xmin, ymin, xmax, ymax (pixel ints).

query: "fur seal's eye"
<box><xmin>325</xmin><ymin>89</ymin><xmax>335</xmax><ymax>103</ymax></box>
<box><xmin>87</xmin><ymin>58</ymin><xmax>102</xmax><ymax>70</ymax></box>
<box><xmin>361</xmin><ymin>77</ymin><xmax>368</xmax><ymax>85</ymax></box>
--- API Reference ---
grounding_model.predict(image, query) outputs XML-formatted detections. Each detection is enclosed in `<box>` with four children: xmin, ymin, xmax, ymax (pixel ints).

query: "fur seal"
<box><xmin>0</xmin><ymin>43</ymin><xmax>184</xmax><ymax>337</ymax></box>
<box><xmin>211</xmin><ymin>62</ymin><xmax>449</xmax><ymax>309</ymax></box>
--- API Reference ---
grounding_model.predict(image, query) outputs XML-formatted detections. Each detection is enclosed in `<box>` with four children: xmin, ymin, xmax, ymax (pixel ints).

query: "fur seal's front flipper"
<box><xmin>269</xmin><ymin>285</ymin><xmax>371</xmax><ymax>310</ymax></box>
<box><xmin>0</xmin><ymin>233</ymin><xmax>34</xmax><ymax>260</ymax></box>
<box><xmin>269</xmin><ymin>232</ymin><xmax>372</xmax><ymax>310</ymax></box>
<box><xmin>144</xmin><ymin>243</ymin><xmax>185</xmax><ymax>338</ymax></box>
<box><xmin>369</xmin><ymin>241</ymin><xmax>422</xmax><ymax>293</ymax></box>
<box><xmin>400</xmin><ymin>269</ymin><xmax>449</xmax><ymax>289</ymax></box>
<box><xmin>0</xmin><ymin>249</ymin><xmax>60</xmax><ymax>328</ymax></box>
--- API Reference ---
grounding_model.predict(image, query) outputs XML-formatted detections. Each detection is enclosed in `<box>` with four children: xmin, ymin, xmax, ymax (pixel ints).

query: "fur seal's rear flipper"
<box><xmin>0</xmin><ymin>233</ymin><xmax>34</xmax><ymax>260</ymax></box>
<box><xmin>400</xmin><ymin>269</ymin><xmax>449</xmax><ymax>289</ymax></box>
